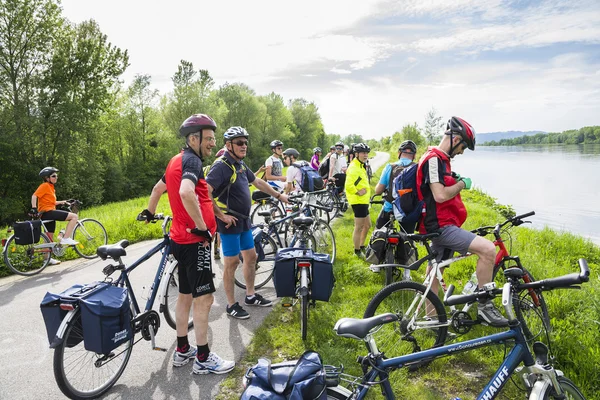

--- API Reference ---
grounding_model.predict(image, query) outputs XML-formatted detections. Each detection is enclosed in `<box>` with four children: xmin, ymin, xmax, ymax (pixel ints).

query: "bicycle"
<box><xmin>363</xmin><ymin>212</ymin><xmax>550</xmax><ymax>365</ymax></box>
<box><xmin>48</xmin><ymin>213</ymin><xmax>192</xmax><ymax>399</ymax></box>
<box><xmin>2</xmin><ymin>200</ymin><xmax>108</xmax><ymax>276</ymax></box>
<box><xmin>313</xmin><ymin>180</ymin><xmax>349</xmax><ymax>220</ymax></box>
<box><xmin>321</xmin><ymin>259</ymin><xmax>590</xmax><ymax>399</ymax></box>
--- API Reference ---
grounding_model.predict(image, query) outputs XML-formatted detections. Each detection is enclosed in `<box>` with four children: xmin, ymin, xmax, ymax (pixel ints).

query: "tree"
<box><xmin>424</xmin><ymin>107</ymin><xmax>444</xmax><ymax>145</ymax></box>
<box><xmin>288</xmin><ymin>98</ymin><xmax>324</xmax><ymax>159</ymax></box>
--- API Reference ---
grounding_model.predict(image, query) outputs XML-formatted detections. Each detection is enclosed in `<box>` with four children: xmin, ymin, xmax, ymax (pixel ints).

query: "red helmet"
<box><xmin>446</xmin><ymin>116</ymin><xmax>475</xmax><ymax>150</ymax></box>
<box><xmin>179</xmin><ymin>114</ymin><xmax>217</xmax><ymax>137</ymax></box>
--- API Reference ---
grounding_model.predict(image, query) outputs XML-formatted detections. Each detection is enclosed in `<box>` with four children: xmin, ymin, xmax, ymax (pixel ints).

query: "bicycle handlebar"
<box><xmin>471</xmin><ymin>211</ymin><xmax>535</xmax><ymax>236</ymax></box>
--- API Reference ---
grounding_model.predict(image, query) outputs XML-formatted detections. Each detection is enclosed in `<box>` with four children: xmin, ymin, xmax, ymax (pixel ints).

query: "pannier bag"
<box><xmin>40</xmin><ymin>284</ymin><xmax>85</xmax><ymax>346</ymax></box>
<box><xmin>309</xmin><ymin>252</ymin><xmax>334</xmax><ymax>302</ymax></box>
<box><xmin>273</xmin><ymin>248</ymin><xmax>334</xmax><ymax>301</ymax></box>
<box><xmin>12</xmin><ymin>220</ymin><xmax>42</xmax><ymax>245</ymax></box>
<box><xmin>80</xmin><ymin>282</ymin><xmax>132</xmax><ymax>354</ymax></box>
<box><xmin>364</xmin><ymin>228</ymin><xmax>387</xmax><ymax>264</ymax></box>
<box><xmin>241</xmin><ymin>350</ymin><xmax>327</xmax><ymax>400</ymax></box>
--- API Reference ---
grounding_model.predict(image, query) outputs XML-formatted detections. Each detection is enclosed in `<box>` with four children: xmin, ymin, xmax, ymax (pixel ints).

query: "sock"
<box><xmin>360</xmin><ymin>246</ymin><xmax>366</xmax><ymax>251</ymax></box>
<box><xmin>246</xmin><ymin>294</ymin><xmax>255</xmax><ymax>300</ymax></box>
<box><xmin>196</xmin><ymin>344</ymin><xmax>210</xmax><ymax>362</ymax></box>
<box><xmin>354</xmin><ymin>249</ymin><xmax>361</xmax><ymax>255</ymax></box>
<box><xmin>176</xmin><ymin>336</ymin><xmax>189</xmax><ymax>352</ymax></box>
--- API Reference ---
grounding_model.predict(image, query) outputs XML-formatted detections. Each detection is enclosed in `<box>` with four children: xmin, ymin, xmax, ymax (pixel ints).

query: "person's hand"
<box><xmin>279</xmin><ymin>193</ymin><xmax>289</xmax><ymax>204</ymax></box>
<box><xmin>188</xmin><ymin>227</ymin><xmax>212</xmax><ymax>247</ymax></box>
<box><xmin>460</xmin><ymin>177</ymin><xmax>472</xmax><ymax>190</ymax></box>
<box><xmin>29</xmin><ymin>207</ymin><xmax>38</xmax><ymax>218</ymax></box>
<box><xmin>220</xmin><ymin>214</ymin><xmax>238</xmax><ymax>229</ymax></box>
<box><xmin>452</xmin><ymin>171</ymin><xmax>461</xmax><ymax>180</ymax></box>
<box><xmin>137</xmin><ymin>209</ymin><xmax>154</xmax><ymax>223</ymax></box>
<box><xmin>357</xmin><ymin>188</ymin><xmax>367</xmax><ymax>196</ymax></box>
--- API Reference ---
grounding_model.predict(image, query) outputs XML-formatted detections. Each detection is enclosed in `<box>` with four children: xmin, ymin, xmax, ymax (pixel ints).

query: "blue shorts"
<box><xmin>220</xmin><ymin>229</ymin><xmax>254</xmax><ymax>257</ymax></box>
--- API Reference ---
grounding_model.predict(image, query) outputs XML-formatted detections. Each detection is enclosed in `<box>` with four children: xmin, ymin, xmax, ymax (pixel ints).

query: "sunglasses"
<box><xmin>233</xmin><ymin>140</ymin><xmax>248</xmax><ymax>147</ymax></box>
<box><xmin>335</xmin><ymin>147</ymin><xmax>343</xmax><ymax>150</ymax></box>
<box><xmin>275</xmin><ymin>147</ymin><xmax>283</xmax><ymax>150</ymax></box>
<box><xmin>50</xmin><ymin>174</ymin><xmax>58</xmax><ymax>178</ymax></box>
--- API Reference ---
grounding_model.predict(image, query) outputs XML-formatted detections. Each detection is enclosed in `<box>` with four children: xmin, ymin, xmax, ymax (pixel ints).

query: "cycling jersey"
<box><xmin>416</xmin><ymin>146</ymin><xmax>467</xmax><ymax>233</ymax></box>
<box><xmin>345</xmin><ymin>158</ymin><xmax>370</xmax><ymax>205</ymax></box>
<box><xmin>310</xmin><ymin>154</ymin><xmax>320</xmax><ymax>170</ymax></box>
<box><xmin>164</xmin><ymin>147</ymin><xmax>216</xmax><ymax>245</ymax></box>
<box><xmin>265</xmin><ymin>155</ymin><xmax>283</xmax><ymax>177</ymax></box>
<box><xmin>33</xmin><ymin>182</ymin><xmax>57</xmax><ymax>212</ymax></box>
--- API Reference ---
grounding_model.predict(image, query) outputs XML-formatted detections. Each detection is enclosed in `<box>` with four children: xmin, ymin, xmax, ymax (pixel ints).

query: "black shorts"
<box><xmin>40</xmin><ymin>210</ymin><xmax>69</xmax><ymax>233</ymax></box>
<box><xmin>171</xmin><ymin>241</ymin><xmax>216</xmax><ymax>297</ymax></box>
<box><xmin>351</xmin><ymin>204</ymin><xmax>369</xmax><ymax>218</ymax></box>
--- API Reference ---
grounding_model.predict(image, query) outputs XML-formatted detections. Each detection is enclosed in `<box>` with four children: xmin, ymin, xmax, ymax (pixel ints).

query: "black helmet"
<box><xmin>179</xmin><ymin>114</ymin><xmax>217</xmax><ymax>137</ymax></box>
<box><xmin>282</xmin><ymin>148</ymin><xmax>300</xmax><ymax>158</ymax></box>
<box><xmin>399</xmin><ymin>140</ymin><xmax>417</xmax><ymax>153</ymax></box>
<box><xmin>39</xmin><ymin>167</ymin><xmax>59</xmax><ymax>178</ymax></box>
<box><xmin>223</xmin><ymin>126</ymin><xmax>249</xmax><ymax>142</ymax></box>
<box><xmin>353</xmin><ymin>143</ymin><xmax>371</xmax><ymax>153</ymax></box>
<box><xmin>270</xmin><ymin>140</ymin><xmax>283</xmax><ymax>149</ymax></box>
<box><xmin>446</xmin><ymin>116</ymin><xmax>476</xmax><ymax>150</ymax></box>
<box><xmin>313</xmin><ymin>147</ymin><xmax>322</xmax><ymax>153</ymax></box>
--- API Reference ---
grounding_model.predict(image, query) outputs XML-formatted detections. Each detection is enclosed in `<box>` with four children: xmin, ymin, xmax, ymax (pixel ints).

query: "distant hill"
<box><xmin>478</xmin><ymin>131</ymin><xmax>545</xmax><ymax>144</ymax></box>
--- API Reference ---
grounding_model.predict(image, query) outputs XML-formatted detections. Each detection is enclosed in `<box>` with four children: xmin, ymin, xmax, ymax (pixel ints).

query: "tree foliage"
<box><xmin>485</xmin><ymin>126</ymin><xmax>600</xmax><ymax>146</ymax></box>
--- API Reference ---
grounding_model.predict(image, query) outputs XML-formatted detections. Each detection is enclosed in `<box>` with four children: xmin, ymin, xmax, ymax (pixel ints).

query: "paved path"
<box><xmin>0</xmin><ymin>151</ymin><xmax>390</xmax><ymax>400</ymax></box>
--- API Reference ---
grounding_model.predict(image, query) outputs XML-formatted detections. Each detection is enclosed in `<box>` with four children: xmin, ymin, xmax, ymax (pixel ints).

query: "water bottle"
<box><xmin>462</xmin><ymin>272</ymin><xmax>478</xmax><ymax>295</ymax></box>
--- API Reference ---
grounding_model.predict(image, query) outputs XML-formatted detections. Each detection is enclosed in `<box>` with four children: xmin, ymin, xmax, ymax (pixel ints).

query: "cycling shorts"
<box><xmin>430</xmin><ymin>225</ymin><xmax>476</xmax><ymax>263</ymax></box>
<box><xmin>351</xmin><ymin>204</ymin><xmax>369</xmax><ymax>218</ymax></box>
<box><xmin>220</xmin><ymin>229</ymin><xmax>254</xmax><ymax>257</ymax></box>
<box><xmin>171</xmin><ymin>241</ymin><xmax>215</xmax><ymax>297</ymax></box>
<box><xmin>40</xmin><ymin>210</ymin><xmax>69</xmax><ymax>233</ymax></box>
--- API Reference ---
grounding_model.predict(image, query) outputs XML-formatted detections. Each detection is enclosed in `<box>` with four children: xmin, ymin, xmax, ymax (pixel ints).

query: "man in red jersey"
<box><xmin>142</xmin><ymin>114</ymin><xmax>234</xmax><ymax>375</ymax></box>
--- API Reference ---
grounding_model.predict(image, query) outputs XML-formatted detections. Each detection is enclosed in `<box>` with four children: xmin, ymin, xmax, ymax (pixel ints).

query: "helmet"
<box><xmin>329</xmin><ymin>145</ymin><xmax>335</xmax><ymax>150</ymax></box>
<box><xmin>335</xmin><ymin>141</ymin><xmax>344</xmax><ymax>147</ymax></box>
<box><xmin>270</xmin><ymin>140</ymin><xmax>283</xmax><ymax>149</ymax></box>
<box><xmin>399</xmin><ymin>140</ymin><xmax>417</xmax><ymax>153</ymax></box>
<box><xmin>282</xmin><ymin>148</ymin><xmax>300</xmax><ymax>158</ymax></box>
<box><xmin>179</xmin><ymin>114</ymin><xmax>217</xmax><ymax>137</ymax></box>
<box><xmin>39</xmin><ymin>166</ymin><xmax>59</xmax><ymax>178</ymax></box>
<box><xmin>353</xmin><ymin>143</ymin><xmax>371</xmax><ymax>153</ymax></box>
<box><xmin>313</xmin><ymin>147</ymin><xmax>322</xmax><ymax>153</ymax></box>
<box><xmin>446</xmin><ymin>116</ymin><xmax>476</xmax><ymax>150</ymax></box>
<box><xmin>223</xmin><ymin>126</ymin><xmax>249</xmax><ymax>141</ymax></box>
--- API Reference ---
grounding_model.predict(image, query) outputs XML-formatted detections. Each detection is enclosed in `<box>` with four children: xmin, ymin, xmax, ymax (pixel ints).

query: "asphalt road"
<box><xmin>0</xmin><ymin>151</ymin><xmax>390</xmax><ymax>400</ymax></box>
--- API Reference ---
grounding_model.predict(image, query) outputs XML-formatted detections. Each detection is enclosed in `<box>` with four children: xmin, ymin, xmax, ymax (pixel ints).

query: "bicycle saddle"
<box><xmin>96</xmin><ymin>239</ymin><xmax>129</xmax><ymax>260</ymax></box>
<box><xmin>292</xmin><ymin>216</ymin><xmax>313</xmax><ymax>228</ymax></box>
<box><xmin>334</xmin><ymin>313</ymin><xmax>399</xmax><ymax>340</ymax></box>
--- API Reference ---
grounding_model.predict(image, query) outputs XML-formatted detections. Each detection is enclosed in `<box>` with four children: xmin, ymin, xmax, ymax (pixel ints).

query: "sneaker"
<box><xmin>244</xmin><ymin>293</ymin><xmax>272</xmax><ymax>307</ymax></box>
<box><xmin>226</xmin><ymin>302</ymin><xmax>250</xmax><ymax>319</ymax></box>
<box><xmin>48</xmin><ymin>258</ymin><xmax>61</xmax><ymax>266</ymax></box>
<box><xmin>173</xmin><ymin>345</ymin><xmax>197</xmax><ymax>367</ymax></box>
<box><xmin>369</xmin><ymin>264</ymin><xmax>381</xmax><ymax>273</ymax></box>
<box><xmin>60</xmin><ymin>237</ymin><xmax>79</xmax><ymax>246</ymax></box>
<box><xmin>478</xmin><ymin>301</ymin><xmax>509</xmax><ymax>327</ymax></box>
<box><xmin>192</xmin><ymin>352</ymin><xmax>235</xmax><ymax>375</ymax></box>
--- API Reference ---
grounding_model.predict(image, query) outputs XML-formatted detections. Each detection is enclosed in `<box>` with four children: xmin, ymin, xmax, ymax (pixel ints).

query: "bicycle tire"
<box><xmin>513</xmin><ymin>268</ymin><xmax>550</xmax><ymax>341</ymax></box>
<box><xmin>311</xmin><ymin>219</ymin><xmax>336</xmax><ymax>263</ymax></box>
<box><xmin>234</xmin><ymin>234</ymin><xmax>278</xmax><ymax>290</ymax></box>
<box><xmin>384</xmin><ymin>246</ymin><xmax>395</xmax><ymax>286</ymax></box>
<box><xmin>326</xmin><ymin>386</ymin><xmax>353</xmax><ymax>399</ymax></box>
<box><xmin>533</xmin><ymin>376</ymin><xmax>586</xmax><ymax>400</ymax></box>
<box><xmin>250</xmin><ymin>200</ymin><xmax>285</xmax><ymax>227</ymax></box>
<box><xmin>161</xmin><ymin>261</ymin><xmax>194</xmax><ymax>330</ymax></box>
<box><xmin>363</xmin><ymin>281</ymin><xmax>448</xmax><ymax>367</ymax></box>
<box><xmin>3</xmin><ymin>232</ymin><xmax>52</xmax><ymax>276</ymax></box>
<box><xmin>53</xmin><ymin>309</ymin><xmax>133</xmax><ymax>399</ymax></box>
<box><xmin>72</xmin><ymin>219</ymin><xmax>108</xmax><ymax>259</ymax></box>
<box><xmin>301</xmin><ymin>293</ymin><xmax>308</xmax><ymax>340</ymax></box>
<box><xmin>314</xmin><ymin>191</ymin><xmax>338</xmax><ymax>221</ymax></box>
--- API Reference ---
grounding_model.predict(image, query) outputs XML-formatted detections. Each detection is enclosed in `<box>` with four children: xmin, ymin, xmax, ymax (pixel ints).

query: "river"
<box><xmin>451</xmin><ymin>144</ymin><xmax>600</xmax><ymax>246</ymax></box>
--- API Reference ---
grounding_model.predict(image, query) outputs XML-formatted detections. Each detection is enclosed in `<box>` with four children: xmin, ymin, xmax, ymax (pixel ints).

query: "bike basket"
<box><xmin>79</xmin><ymin>282</ymin><xmax>132</xmax><ymax>354</ymax></box>
<box><xmin>12</xmin><ymin>220</ymin><xmax>42</xmax><ymax>245</ymax></box>
<box><xmin>40</xmin><ymin>284</ymin><xmax>85</xmax><ymax>346</ymax></box>
<box><xmin>310</xmin><ymin>253</ymin><xmax>334</xmax><ymax>302</ymax></box>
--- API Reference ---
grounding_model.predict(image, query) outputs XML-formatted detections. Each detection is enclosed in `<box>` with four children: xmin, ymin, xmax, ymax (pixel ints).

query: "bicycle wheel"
<box><xmin>234</xmin><ymin>234</ymin><xmax>278</xmax><ymax>289</ymax></box>
<box><xmin>311</xmin><ymin>219</ymin><xmax>336</xmax><ymax>263</ymax></box>
<box><xmin>72</xmin><ymin>219</ymin><xmax>108</xmax><ymax>259</ymax></box>
<box><xmin>384</xmin><ymin>246</ymin><xmax>395</xmax><ymax>286</ymax></box>
<box><xmin>250</xmin><ymin>200</ymin><xmax>284</xmax><ymax>226</ymax></box>
<box><xmin>314</xmin><ymin>191</ymin><xmax>338</xmax><ymax>221</ymax></box>
<box><xmin>363</xmin><ymin>281</ymin><xmax>448</xmax><ymax>363</ymax></box>
<box><xmin>301</xmin><ymin>293</ymin><xmax>308</xmax><ymax>340</ymax></box>
<box><xmin>162</xmin><ymin>261</ymin><xmax>194</xmax><ymax>330</ymax></box>
<box><xmin>513</xmin><ymin>268</ymin><xmax>550</xmax><ymax>341</ymax></box>
<box><xmin>3</xmin><ymin>233</ymin><xmax>52</xmax><ymax>276</ymax></box>
<box><xmin>534</xmin><ymin>376</ymin><xmax>586</xmax><ymax>400</ymax></box>
<box><xmin>53</xmin><ymin>310</ymin><xmax>133</xmax><ymax>399</ymax></box>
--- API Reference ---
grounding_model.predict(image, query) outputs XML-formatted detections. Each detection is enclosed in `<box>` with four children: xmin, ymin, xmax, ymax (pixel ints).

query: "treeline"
<box><xmin>484</xmin><ymin>126</ymin><xmax>600</xmax><ymax>146</ymax></box>
<box><xmin>0</xmin><ymin>0</ymin><xmax>364</xmax><ymax>224</ymax></box>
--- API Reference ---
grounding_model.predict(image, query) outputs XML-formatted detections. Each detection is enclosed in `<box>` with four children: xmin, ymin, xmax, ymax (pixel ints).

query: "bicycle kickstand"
<box><xmin>149</xmin><ymin>325</ymin><xmax>167</xmax><ymax>352</ymax></box>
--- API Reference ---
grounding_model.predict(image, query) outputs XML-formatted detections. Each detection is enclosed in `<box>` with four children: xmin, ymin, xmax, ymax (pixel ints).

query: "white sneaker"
<box><xmin>369</xmin><ymin>264</ymin><xmax>381</xmax><ymax>273</ymax></box>
<box><xmin>192</xmin><ymin>352</ymin><xmax>235</xmax><ymax>375</ymax></box>
<box><xmin>60</xmin><ymin>237</ymin><xmax>79</xmax><ymax>246</ymax></box>
<box><xmin>48</xmin><ymin>258</ymin><xmax>61</xmax><ymax>265</ymax></box>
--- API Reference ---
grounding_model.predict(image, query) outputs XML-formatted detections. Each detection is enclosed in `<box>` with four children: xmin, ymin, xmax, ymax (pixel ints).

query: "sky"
<box><xmin>60</xmin><ymin>0</ymin><xmax>600</xmax><ymax>139</ymax></box>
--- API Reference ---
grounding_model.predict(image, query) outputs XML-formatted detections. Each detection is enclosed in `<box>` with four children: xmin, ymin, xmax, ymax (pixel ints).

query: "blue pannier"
<box><xmin>40</xmin><ymin>284</ymin><xmax>84</xmax><ymax>346</ymax></box>
<box><xmin>309</xmin><ymin>253</ymin><xmax>334</xmax><ymax>302</ymax></box>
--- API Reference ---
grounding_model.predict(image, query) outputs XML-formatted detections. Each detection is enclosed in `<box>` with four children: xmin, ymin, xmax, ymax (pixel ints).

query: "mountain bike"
<box><xmin>48</xmin><ymin>213</ymin><xmax>192</xmax><ymax>399</ymax></box>
<box><xmin>321</xmin><ymin>259</ymin><xmax>590</xmax><ymax>399</ymax></box>
<box><xmin>3</xmin><ymin>200</ymin><xmax>108</xmax><ymax>275</ymax></box>
<box><xmin>363</xmin><ymin>212</ymin><xmax>550</xmax><ymax>364</ymax></box>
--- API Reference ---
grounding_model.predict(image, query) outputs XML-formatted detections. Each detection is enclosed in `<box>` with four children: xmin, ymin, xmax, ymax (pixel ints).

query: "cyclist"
<box><xmin>264</xmin><ymin>139</ymin><xmax>286</xmax><ymax>189</ymax></box>
<box><xmin>206</xmin><ymin>127</ymin><xmax>289</xmax><ymax>320</ymax></box>
<box><xmin>373</xmin><ymin>140</ymin><xmax>418</xmax><ymax>232</ymax></box>
<box><xmin>310</xmin><ymin>147</ymin><xmax>322</xmax><ymax>170</ymax></box>
<box><xmin>328</xmin><ymin>141</ymin><xmax>347</xmax><ymax>192</ymax></box>
<box><xmin>347</xmin><ymin>143</ymin><xmax>356</xmax><ymax>164</ymax></box>
<box><xmin>143</xmin><ymin>113</ymin><xmax>235</xmax><ymax>375</ymax></box>
<box><xmin>416</xmin><ymin>116</ymin><xmax>508</xmax><ymax>327</ymax></box>
<box><xmin>32</xmin><ymin>167</ymin><xmax>79</xmax><ymax>264</ymax></box>
<box><xmin>282</xmin><ymin>148</ymin><xmax>305</xmax><ymax>193</ymax></box>
<box><xmin>345</xmin><ymin>143</ymin><xmax>372</xmax><ymax>257</ymax></box>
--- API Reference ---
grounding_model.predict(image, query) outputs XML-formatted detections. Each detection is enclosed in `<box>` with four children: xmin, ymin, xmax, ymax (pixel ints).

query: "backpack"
<box><xmin>384</xmin><ymin>163</ymin><xmax>407</xmax><ymax>204</ymax></box>
<box><xmin>293</xmin><ymin>161</ymin><xmax>324</xmax><ymax>192</ymax></box>
<box><xmin>241</xmin><ymin>350</ymin><xmax>327</xmax><ymax>400</ymax></box>
<box><xmin>391</xmin><ymin>163</ymin><xmax>424</xmax><ymax>224</ymax></box>
<box><xmin>209</xmin><ymin>156</ymin><xmax>249</xmax><ymax>219</ymax></box>
<box><xmin>317</xmin><ymin>157</ymin><xmax>330</xmax><ymax>178</ymax></box>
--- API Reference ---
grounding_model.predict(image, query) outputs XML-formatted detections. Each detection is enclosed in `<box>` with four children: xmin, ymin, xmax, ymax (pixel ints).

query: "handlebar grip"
<box><xmin>515</xmin><ymin>211</ymin><xmax>535</xmax><ymax>220</ymax></box>
<box><xmin>444</xmin><ymin>292</ymin><xmax>480</xmax><ymax>306</ymax></box>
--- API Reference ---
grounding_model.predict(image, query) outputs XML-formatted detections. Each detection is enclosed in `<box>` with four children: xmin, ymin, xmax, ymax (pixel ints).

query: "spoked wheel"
<box><xmin>513</xmin><ymin>269</ymin><xmax>550</xmax><ymax>341</ymax></box>
<box><xmin>311</xmin><ymin>219</ymin><xmax>336</xmax><ymax>262</ymax></box>
<box><xmin>3</xmin><ymin>233</ymin><xmax>52</xmax><ymax>276</ymax></box>
<box><xmin>234</xmin><ymin>234</ymin><xmax>278</xmax><ymax>289</ymax></box>
<box><xmin>162</xmin><ymin>261</ymin><xmax>194</xmax><ymax>330</ymax></box>
<box><xmin>250</xmin><ymin>200</ymin><xmax>284</xmax><ymax>226</ymax></box>
<box><xmin>536</xmin><ymin>376</ymin><xmax>586</xmax><ymax>399</ymax></box>
<box><xmin>72</xmin><ymin>219</ymin><xmax>108</xmax><ymax>259</ymax></box>
<box><xmin>53</xmin><ymin>310</ymin><xmax>133</xmax><ymax>399</ymax></box>
<box><xmin>313</xmin><ymin>191</ymin><xmax>338</xmax><ymax>221</ymax></box>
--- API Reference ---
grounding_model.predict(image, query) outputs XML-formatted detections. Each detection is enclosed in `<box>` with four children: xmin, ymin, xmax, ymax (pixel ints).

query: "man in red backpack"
<box><xmin>416</xmin><ymin>116</ymin><xmax>508</xmax><ymax>327</ymax></box>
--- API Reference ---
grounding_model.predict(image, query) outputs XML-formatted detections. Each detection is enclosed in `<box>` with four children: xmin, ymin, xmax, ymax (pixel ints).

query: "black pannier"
<box><xmin>13</xmin><ymin>220</ymin><xmax>42</xmax><ymax>245</ymax></box>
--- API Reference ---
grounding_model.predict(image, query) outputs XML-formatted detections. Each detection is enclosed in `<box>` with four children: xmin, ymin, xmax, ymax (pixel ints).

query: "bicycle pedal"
<box><xmin>153</xmin><ymin>347</ymin><xmax>167</xmax><ymax>352</ymax></box>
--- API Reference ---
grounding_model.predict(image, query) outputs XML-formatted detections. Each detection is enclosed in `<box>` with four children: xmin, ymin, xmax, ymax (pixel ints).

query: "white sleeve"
<box><xmin>286</xmin><ymin>166</ymin><xmax>295</xmax><ymax>183</ymax></box>
<box><xmin>265</xmin><ymin>156</ymin><xmax>273</xmax><ymax>167</ymax></box>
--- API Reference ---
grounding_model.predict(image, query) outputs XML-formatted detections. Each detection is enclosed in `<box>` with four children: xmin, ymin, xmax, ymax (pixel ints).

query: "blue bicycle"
<box><xmin>322</xmin><ymin>259</ymin><xmax>590</xmax><ymax>399</ymax></box>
